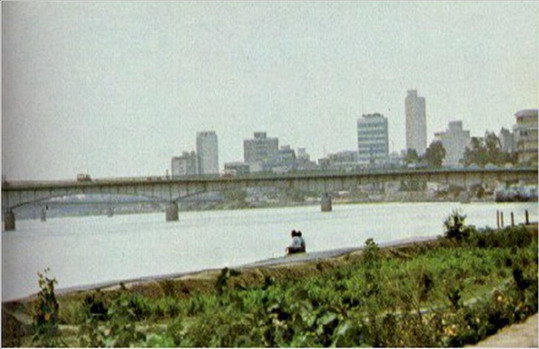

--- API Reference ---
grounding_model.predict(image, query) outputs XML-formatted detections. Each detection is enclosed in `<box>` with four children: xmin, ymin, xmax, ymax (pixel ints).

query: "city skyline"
<box><xmin>2</xmin><ymin>2</ymin><xmax>538</xmax><ymax>180</ymax></box>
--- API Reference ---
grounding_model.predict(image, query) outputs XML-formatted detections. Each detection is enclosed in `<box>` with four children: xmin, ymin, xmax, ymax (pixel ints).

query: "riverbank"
<box><xmin>3</xmin><ymin>222</ymin><xmax>537</xmax><ymax>347</ymax></box>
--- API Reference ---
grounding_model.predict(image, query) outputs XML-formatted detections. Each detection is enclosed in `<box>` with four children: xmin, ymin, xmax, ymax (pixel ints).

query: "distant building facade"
<box><xmin>243</xmin><ymin>132</ymin><xmax>279</xmax><ymax>172</ymax></box>
<box><xmin>357</xmin><ymin>113</ymin><xmax>389</xmax><ymax>165</ymax></box>
<box><xmin>296</xmin><ymin>148</ymin><xmax>318</xmax><ymax>170</ymax></box>
<box><xmin>318</xmin><ymin>151</ymin><xmax>359</xmax><ymax>171</ymax></box>
<box><xmin>498</xmin><ymin>127</ymin><xmax>515</xmax><ymax>153</ymax></box>
<box><xmin>405</xmin><ymin>89</ymin><xmax>427</xmax><ymax>155</ymax></box>
<box><xmin>513</xmin><ymin>109</ymin><xmax>538</xmax><ymax>165</ymax></box>
<box><xmin>224</xmin><ymin>162</ymin><xmax>250</xmax><ymax>176</ymax></box>
<box><xmin>433</xmin><ymin>121</ymin><xmax>471</xmax><ymax>167</ymax></box>
<box><xmin>171</xmin><ymin>151</ymin><xmax>199</xmax><ymax>177</ymax></box>
<box><xmin>196</xmin><ymin>131</ymin><xmax>219</xmax><ymax>175</ymax></box>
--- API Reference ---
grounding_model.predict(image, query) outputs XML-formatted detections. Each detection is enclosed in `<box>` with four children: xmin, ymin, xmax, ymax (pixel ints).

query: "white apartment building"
<box><xmin>357</xmin><ymin>113</ymin><xmax>389</xmax><ymax>165</ymax></box>
<box><xmin>513</xmin><ymin>109</ymin><xmax>538</xmax><ymax>165</ymax></box>
<box><xmin>433</xmin><ymin>121</ymin><xmax>471</xmax><ymax>167</ymax></box>
<box><xmin>405</xmin><ymin>89</ymin><xmax>427</xmax><ymax>155</ymax></box>
<box><xmin>243</xmin><ymin>132</ymin><xmax>279</xmax><ymax>172</ymax></box>
<box><xmin>171</xmin><ymin>151</ymin><xmax>199</xmax><ymax>177</ymax></box>
<box><xmin>196</xmin><ymin>131</ymin><xmax>219</xmax><ymax>175</ymax></box>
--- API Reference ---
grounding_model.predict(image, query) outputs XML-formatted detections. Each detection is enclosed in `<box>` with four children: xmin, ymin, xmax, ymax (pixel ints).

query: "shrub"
<box><xmin>469</xmin><ymin>225</ymin><xmax>533</xmax><ymax>249</ymax></box>
<box><xmin>363</xmin><ymin>238</ymin><xmax>380</xmax><ymax>265</ymax></box>
<box><xmin>444</xmin><ymin>210</ymin><xmax>473</xmax><ymax>241</ymax></box>
<box><xmin>32</xmin><ymin>269</ymin><xmax>63</xmax><ymax>347</ymax></box>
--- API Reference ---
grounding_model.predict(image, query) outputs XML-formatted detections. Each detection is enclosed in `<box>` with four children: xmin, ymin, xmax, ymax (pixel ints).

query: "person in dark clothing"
<box><xmin>286</xmin><ymin>230</ymin><xmax>306</xmax><ymax>254</ymax></box>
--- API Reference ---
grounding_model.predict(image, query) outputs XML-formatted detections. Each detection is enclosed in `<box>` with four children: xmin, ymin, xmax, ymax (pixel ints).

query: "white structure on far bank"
<box><xmin>357</xmin><ymin>113</ymin><xmax>389</xmax><ymax>165</ymax></box>
<box><xmin>498</xmin><ymin>127</ymin><xmax>515</xmax><ymax>153</ymax></box>
<box><xmin>171</xmin><ymin>151</ymin><xmax>199</xmax><ymax>177</ymax></box>
<box><xmin>243</xmin><ymin>132</ymin><xmax>279</xmax><ymax>172</ymax></box>
<box><xmin>405</xmin><ymin>89</ymin><xmax>427</xmax><ymax>155</ymax></box>
<box><xmin>513</xmin><ymin>109</ymin><xmax>538</xmax><ymax>165</ymax></box>
<box><xmin>196</xmin><ymin>131</ymin><xmax>219</xmax><ymax>175</ymax></box>
<box><xmin>433</xmin><ymin>120</ymin><xmax>471</xmax><ymax>167</ymax></box>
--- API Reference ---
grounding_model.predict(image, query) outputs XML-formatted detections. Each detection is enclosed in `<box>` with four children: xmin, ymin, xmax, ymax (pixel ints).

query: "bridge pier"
<box><xmin>40</xmin><ymin>208</ymin><xmax>46</xmax><ymax>222</ymax></box>
<box><xmin>321</xmin><ymin>193</ymin><xmax>332</xmax><ymax>212</ymax></box>
<box><xmin>166</xmin><ymin>202</ymin><xmax>179</xmax><ymax>222</ymax></box>
<box><xmin>4</xmin><ymin>210</ymin><xmax>15</xmax><ymax>231</ymax></box>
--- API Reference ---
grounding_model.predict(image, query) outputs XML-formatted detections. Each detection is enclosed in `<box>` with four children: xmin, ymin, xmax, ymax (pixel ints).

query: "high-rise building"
<box><xmin>513</xmin><ymin>109</ymin><xmax>538</xmax><ymax>165</ymax></box>
<box><xmin>405</xmin><ymin>89</ymin><xmax>427</xmax><ymax>155</ymax></box>
<box><xmin>433</xmin><ymin>121</ymin><xmax>471</xmax><ymax>167</ymax></box>
<box><xmin>196</xmin><ymin>131</ymin><xmax>219</xmax><ymax>175</ymax></box>
<box><xmin>357</xmin><ymin>113</ymin><xmax>389</xmax><ymax>165</ymax></box>
<box><xmin>171</xmin><ymin>151</ymin><xmax>199</xmax><ymax>177</ymax></box>
<box><xmin>243</xmin><ymin>132</ymin><xmax>279</xmax><ymax>172</ymax></box>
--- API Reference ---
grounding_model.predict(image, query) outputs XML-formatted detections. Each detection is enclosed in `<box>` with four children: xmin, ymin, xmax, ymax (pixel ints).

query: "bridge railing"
<box><xmin>2</xmin><ymin>166</ymin><xmax>537</xmax><ymax>190</ymax></box>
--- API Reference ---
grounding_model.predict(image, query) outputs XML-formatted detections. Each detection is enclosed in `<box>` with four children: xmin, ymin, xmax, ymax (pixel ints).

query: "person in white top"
<box><xmin>286</xmin><ymin>230</ymin><xmax>306</xmax><ymax>254</ymax></box>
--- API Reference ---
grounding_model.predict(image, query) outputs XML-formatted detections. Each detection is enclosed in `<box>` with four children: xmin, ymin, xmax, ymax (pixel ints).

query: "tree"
<box><xmin>463</xmin><ymin>137</ymin><xmax>487</xmax><ymax>167</ymax></box>
<box><xmin>404</xmin><ymin>149</ymin><xmax>420</xmax><ymax>164</ymax></box>
<box><xmin>423</xmin><ymin>141</ymin><xmax>446</xmax><ymax>168</ymax></box>
<box><xmin>462</xmin><ymin>132</ymin><xmax>516</xmax><ymax>167</ymax></box>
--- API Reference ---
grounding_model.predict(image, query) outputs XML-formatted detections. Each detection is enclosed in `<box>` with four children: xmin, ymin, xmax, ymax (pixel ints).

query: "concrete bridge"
<box><xmin>2</xmin><ymin>167</ymin><xmax>537</xmax><ymax>230</ymax></box>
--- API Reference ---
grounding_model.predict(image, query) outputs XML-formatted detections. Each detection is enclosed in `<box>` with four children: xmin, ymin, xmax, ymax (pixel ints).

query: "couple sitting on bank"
<box><xmin>286</xmin><ymin>230</ymin><xmax>306</xmax><ymax>255</ymax></box>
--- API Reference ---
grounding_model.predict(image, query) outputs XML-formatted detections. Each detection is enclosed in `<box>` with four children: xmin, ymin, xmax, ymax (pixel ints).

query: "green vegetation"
<box><xmin>462</xmin><ymin>132</ymin><xmax>517</xmax><ymax>167</ymax></box>
<box><xmin>404</xmin><ymin>141</ymin><xmax>447</xmax><ymax>168</ymax></box>
<box><xmin>424</xmin><ymin>141</ymin><xmax>447</xmax><ymax>168</ymax></box>
<box><xmin>3</xmin><ymin>214</ymin><xmax>537</xmax><ymax>347</ymax></box>
<box><xmin>31</xmin><ymin>269</ymin><xmax>64</xmax><ymax>347</ymax></box>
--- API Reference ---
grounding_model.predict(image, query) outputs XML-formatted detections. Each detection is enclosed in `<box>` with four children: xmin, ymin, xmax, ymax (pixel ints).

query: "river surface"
<box><xmin>2</xmin><ymin>202</ymin><xmax>537</xmax><ymax>302</ymax></box>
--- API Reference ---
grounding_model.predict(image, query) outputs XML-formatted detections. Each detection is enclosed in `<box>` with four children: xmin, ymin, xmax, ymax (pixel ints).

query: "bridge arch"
<box><xmin>3</xmin><ymin>168</ymin><xmax>537</xmax><ymax>230</ymax></box>
<box><xmin>7</xmin><ymin>192</ymin><xmax>167</xmax><ymax>211</ymax></box>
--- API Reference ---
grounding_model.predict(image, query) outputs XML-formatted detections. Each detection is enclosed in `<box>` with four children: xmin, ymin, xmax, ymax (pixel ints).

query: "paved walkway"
<box><xmin>239</xmin><ymin>235</ymin><xmax>435</xmax><ymax>268</ymax></box>
<box><xmin>44</xmin><ymin>235</ymin><xmax>434</xmax><ymax>299</ymax></box>
<box><xmin>470</xmin><ymin>313</ymin><xmax>538</xmax><ymax>348</ymax></box>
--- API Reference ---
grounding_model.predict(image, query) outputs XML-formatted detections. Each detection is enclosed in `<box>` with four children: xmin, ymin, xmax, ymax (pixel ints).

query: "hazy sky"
<box><xmin>2</xmin><ymin>1</ymin><xmax>538</xmax><ymax>180</ymax></box>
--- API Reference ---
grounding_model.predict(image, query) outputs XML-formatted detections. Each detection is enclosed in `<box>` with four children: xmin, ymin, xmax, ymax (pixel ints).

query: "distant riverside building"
<box><xmin>224</xmin><ymin>162</ymin><xmax>250</xmax><ymax>176</ymax></box>
<box><xmin>388</xmin><ymin>151</ymin><xmax>404</xmax><ymax>167</ymax></box>
<box><xmin>357</xmin><ymin>113</ymin><xmax>389</xmax><ymax>165</ymax></box>
<box><xmin>171</xmin><ymin>151</ymin><xmax>199</xmax><ymax>177</ymax></box>
<box><xmin>405</xmin><ymin>89</ymin><xmax>427</xmax><ymax>155</ymax></box>
<box><xmin>243</xmin><ymin>132</ymin><xmax>279</xmax><ymax>172</ymax></box>
<box><xmin>498</xmin><ymin>127</ymin><xmax>515</xmax><ymax>153</ymax></box>
<box><xmin>196</xmin><ymin>131</ymin><xmax>219</xmax><ymax>175</ymax></box>
<box><xmin>318</xmin><ymin>151</ymin><xmax>359</xmax><ymax>171</ymax></box>
<box><xmin>296</xmin><ymin>148</ymin><xmax>318</xmax><ymax>170</ymax></box>
<box><xmin>433</xmin><ymin>121</ymin><xmax>471</xmax><ymax>167</ymax></box>
<box><xmin>513</xmin><ymin>109</ymin><xmax>538</xmax><ymax>165</ymax></box>
<box><xmin>296</xmin><ymin>148</ymin><xmax>309</xmax><ymax>161</ymax></box>
<box><xmin>272</xmin><ymin>145</ymin><xmax>296</xmax><ymax>172</ymax></box>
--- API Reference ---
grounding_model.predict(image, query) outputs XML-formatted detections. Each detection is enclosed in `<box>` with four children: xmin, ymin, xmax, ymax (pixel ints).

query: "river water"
<box><xmin>2</xmin><ymin>202</ymin><xmax>537</xmax><ymax>302</ymax></box>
